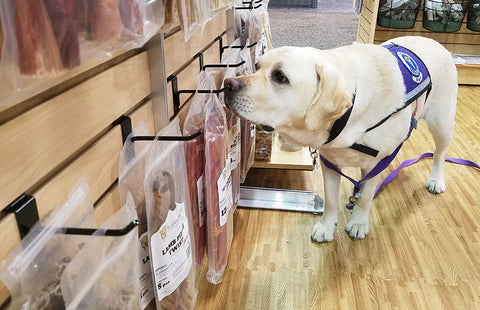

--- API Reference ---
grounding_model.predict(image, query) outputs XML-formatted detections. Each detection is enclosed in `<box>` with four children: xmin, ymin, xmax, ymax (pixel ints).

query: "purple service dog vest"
<box><xmin>382</xmin><ymin>43</ymin><xmax>432</xmax><ymax>105</ymax></box>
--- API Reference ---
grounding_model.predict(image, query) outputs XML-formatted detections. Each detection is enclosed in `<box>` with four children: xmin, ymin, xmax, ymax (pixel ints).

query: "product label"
<box><xmin>229</xmin><ymin>121</ymin><xmax>241</xmax><ymax>171</ymax></box>
<box><xmin>138</xmin><ymin>232</ymin><xmax>155</xmax><ymax>309</ymax></box>
<box><xmin>197</xmin><ymin>175</ymin><xmax>206</xmax><ymax>227</ymax></box>
<box><xmin>217</xmin><ymin>166</ymin><xmax>233</xmax><ymax>227</ymax></box>
<box><xmin>250</xmin><ymin>123</ymin><xmax>256</xmax><ymax>138</ymax></box>
<box><xmin>150</xmin><ymin>203</ymin><xmax>192</xmax><ymax>302</ymax></box>
<box><xmin>255</xmin><ymin>30</ymin><xmax>268</xmax><ymax>60</ymax></box>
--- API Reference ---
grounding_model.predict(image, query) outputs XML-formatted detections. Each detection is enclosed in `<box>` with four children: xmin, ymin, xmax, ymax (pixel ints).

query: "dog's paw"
<box><xmin>345</xmin><ymin>219</ymin><xmax>369</xmax><ymax>240</ymax></box>
<box><xmin>426</xmin><ymin>176</ymin><xmax>446</xmax><ymax>194</ymax></box>
<box><xmin>311</xmin><ymin>219</ymin><xmax>336</xmax><ymax>243</ymax></box>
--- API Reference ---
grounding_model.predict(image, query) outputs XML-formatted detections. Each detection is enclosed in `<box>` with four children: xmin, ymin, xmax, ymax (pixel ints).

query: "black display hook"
<box><xmin>236</xmin><ymin>1</ymin><xmax>262</xmax><ymax>9</ymax></box>
<box><xmin>56</xmin><ymin>219</ymin><xmax>139</xmax><ymax>236</ymax></box>
<box><xmin>131</xmin><ymin>130</ymin><xmax>204</xmax><ymax>142</ymax></box>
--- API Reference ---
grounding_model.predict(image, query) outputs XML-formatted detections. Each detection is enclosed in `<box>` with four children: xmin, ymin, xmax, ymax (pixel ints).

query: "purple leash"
<box><xmin>320</xmin><ymin>117</ymin><xmax>417</xmax><ymax>209</ymax></box>
<box><xmin>374</xmin><ymin>152</ymin><xmax>480</xmax><ymax>197</ymax></box>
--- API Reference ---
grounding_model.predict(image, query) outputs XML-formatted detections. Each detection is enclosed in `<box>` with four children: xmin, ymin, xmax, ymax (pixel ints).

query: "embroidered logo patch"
<box><xmin>397</xmin><ymin>51</ymin><xmax>423</xmax><ymax>83</ymax></box>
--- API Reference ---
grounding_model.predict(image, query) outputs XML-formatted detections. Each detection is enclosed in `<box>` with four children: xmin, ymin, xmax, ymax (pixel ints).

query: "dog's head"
<box><xmin>224</xmin><ymin>46</ymin><xmax>352</xmax><ymax>145</ymax></box>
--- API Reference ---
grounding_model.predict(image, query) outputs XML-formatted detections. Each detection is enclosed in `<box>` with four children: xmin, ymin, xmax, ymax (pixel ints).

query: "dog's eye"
<box><xmin>255</xmin><ymin>62</ymin><xmax>260</xmax><ymax>71</ymax></box>
<box><xmin>272</xmin><ymin>70</ymin><xmax>289</xmax><ymax>84</ymax></box>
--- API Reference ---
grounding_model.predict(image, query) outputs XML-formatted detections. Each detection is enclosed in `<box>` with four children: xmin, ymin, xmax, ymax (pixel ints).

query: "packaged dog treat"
<box><xmin>0</xmin><ymin>180</ymin><xmax>96</xmax><ymax>310</ymax></box>
<box><xmin>183</xmin><ymin>71</ymin><xmax>217</xmax><ymax>267</ymax></box>
<box><xmin>210</xmin><ymin>0</ymin><xmax>235</xmax><ymax>12</ymax></box>
<box><xmin>119</xmin><ymin>122</ymin><xmax>155</xmax><ymax>309</ymax></box>
<box><xmin>145</xmin><ymin>119</ymin><xmax>197</xmax><ymax>309</ymax></box>
<box><xmin>0</xmin><ymin>0</ymin><xmax>164</xmax><ymax>100</ymax></box>
<box><xmin>204</xmin><ymin>86</ymin><xmax>234</xmax><ymax>284</ymax></box>
<box><xmin>44</xmin><ymin>0</ymin><xmax>80</xmax><ymax>69</ymax></box>
<box><xmin>254</xmin><ymin>126</ymin><xmax>273</xmax><ymax>161</ymax></box>
<box><xmin>60</xmin><ymin>194</ymin><xmax>140</xmax><ymax>310</ymax></box>
<box><xmin>0</xmin><ymin>0</ymin><xmax>64</xmax><ymax>81</ymax></box>
<box><xmin>219</xmin><ymin>40</ymin><xmax>254</xmax><ymax>199</ymax></box>
<box><xmin>177</xmin><ymin>0</ymin><xmax>210</xmax><ymax>41</ymax></box>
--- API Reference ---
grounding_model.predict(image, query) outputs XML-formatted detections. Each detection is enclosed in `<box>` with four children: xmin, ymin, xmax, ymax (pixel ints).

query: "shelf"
<box><xmin>252</xmin><ymin>133</ymin><xmax>313</xmax><ymax>171</ymax></box>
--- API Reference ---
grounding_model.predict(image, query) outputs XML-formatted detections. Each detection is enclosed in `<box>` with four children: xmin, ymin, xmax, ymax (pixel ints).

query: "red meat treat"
<box><xmin>14</xmin><ymin>0</ymin><xmax>63</xmax><ymax>75</ymax></box>
<box><xmin>88</xmin><ymin>0</ymin><xmax>123</xmax><ymax>41</ymax></box>
<box><xmin>185</xmin><ymin>138</ymin><xmax>207</xmax><ymax>267</ymax></box>
<box><xmin>204</xmin><ymin>96</ymin><xmax>234</xmax><ymax>284</ymax></box>
<box><xmin>44</xmin><ymin>0</ymin><xmax>80</xmax><ymax>69</ymax></box>
<box><xmin>119</xmin><ymin>0</ymin><xmax>144</xmax><ymax>37</ymax></box>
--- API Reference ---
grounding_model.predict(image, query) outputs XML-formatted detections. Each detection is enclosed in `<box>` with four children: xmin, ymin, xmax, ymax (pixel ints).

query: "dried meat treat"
<box><xmin>75</xmin><ymin>0</ymin><xmax>89</xmax><ymax>33</ymax></box>
<box><xmin>14</xmin><ymin>0</ymin><xmax>63</xmax><ymax>75</ymax></box>
<box><xmin>44</xmin><ymin>0</ymin><xmax>80</xmax><ymax>69</ymax></box>
<box><xmin>185</xmin><ymin>138</ymin><xmax>207</xmax><ymax>266</ymax></box>
<box><xmin>204</xmin><ymin>96</ymin><xmax>233</xmax><ymax>284</ymax></box>
<box><xmin>119</xmin><ymin>0</ymin><xmax>143</xmax><ymax>36</ymax></box>
<box><xmin>88</xmin><ymin>0</ymin><xmax>123</xmax><ymax>41</ymax></box>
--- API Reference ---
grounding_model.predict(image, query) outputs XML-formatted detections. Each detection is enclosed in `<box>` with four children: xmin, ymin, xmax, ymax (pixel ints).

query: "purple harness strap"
<box><xmin>320</xmin><ymin>117</ymin><xmax>417</xmax><ymax>209</ymax></box>
<box><xmin>374</xmin><ymin>153</ymin><xmax>480</xmax><ymax>197</ymax></box>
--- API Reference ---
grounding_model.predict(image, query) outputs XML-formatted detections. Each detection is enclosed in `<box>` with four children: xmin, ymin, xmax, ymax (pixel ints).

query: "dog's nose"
<box><xmin>225</xmin><ymin>78</ymin><xmax>244</xmax><ymax>91</ymax></box>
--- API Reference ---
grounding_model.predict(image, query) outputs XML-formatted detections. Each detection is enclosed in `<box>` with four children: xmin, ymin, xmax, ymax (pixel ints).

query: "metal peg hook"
<box><xmin>55</xmin><ymin>219</ymin><xmax>139</xmax><ymax>236</ymax></box>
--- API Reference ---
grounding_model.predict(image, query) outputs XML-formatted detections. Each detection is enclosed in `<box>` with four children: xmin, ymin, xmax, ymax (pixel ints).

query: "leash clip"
<box><xmin>347</xmin><ymin>192</ymin><xmax>361</xmax><ymax>210</ymax></box>
<box><xmin>309</xmin><ymin>146</ymin><xmax>319</xmax><ymax>170</ymax></box>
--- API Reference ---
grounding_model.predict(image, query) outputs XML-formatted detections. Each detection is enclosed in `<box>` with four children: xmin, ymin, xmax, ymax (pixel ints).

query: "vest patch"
<box><xmin>382</xmin><ymin>43</ymin><xmax>432</xmax><ymax>105</ymax></box>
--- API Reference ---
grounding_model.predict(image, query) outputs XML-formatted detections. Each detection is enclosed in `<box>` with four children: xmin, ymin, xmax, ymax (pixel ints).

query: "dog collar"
<box><xmin>324</xmin><ymin>90</ymin><xmax>380</xmax><ymax>157</ymax></box>
<box><xmin>325</xmin><ymin>91</ymin><xmax>355</xmax><ymax>144</ymax></box>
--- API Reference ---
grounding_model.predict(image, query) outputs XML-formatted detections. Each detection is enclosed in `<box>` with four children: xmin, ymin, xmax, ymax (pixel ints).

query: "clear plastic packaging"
<box><xmin>144</xmin><ymin>119</ymin><xmax>197</xmax><ymax>309</ymax></box>
<box><xmin>204</xmin><ymin>85</ymin><xmax>234</xmax><ymax>285</ymax></box>
<box><xmin>0</xmin><ymin>0</ymin><xmax>165</xmax><ymax>103</ymax></box>
<box><xmin>219</xmin><ymin>40</ymin><xmax>254</xmax><ymax>200</ymax></box>
<box><xmin>211</xmin><ymin>0</ymin><xmax>235</xmax><ymax>13</ymax></box>
<box><xmin>0</xmin><ymin>180</ymin><xmax>96</xmax><ymax>310</ymax></box>
<box><xmin>60</xmin><ymin>193</ymin><xmax>140</xmax><ymax>310</ymax></box>
<box><xmin>183</xmin><ymin>71</ymin><xmax>216</xmax><ymax>267</ymax></box>
<box><xmin>177</xmin><ymin>0</ymin><xmax>210</xmax><ymax>42</ymax></box>
<box><xmin>118</xmin><ymin>122</ymin><xmax>156</xmax><ymax>309</ymax></box>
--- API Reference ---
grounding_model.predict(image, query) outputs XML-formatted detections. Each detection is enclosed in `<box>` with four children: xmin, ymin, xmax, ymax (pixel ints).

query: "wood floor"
<box><xmin>194</xmin><ymin>85</ymin><xmax>480</xmax><ymax>309</ymax></box>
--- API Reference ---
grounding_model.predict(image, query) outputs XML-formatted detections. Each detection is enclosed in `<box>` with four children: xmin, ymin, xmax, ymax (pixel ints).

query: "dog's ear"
<box><xmin>305</xmin><ymin>63</ymin><xmax>352</xmax><ymax>132</ymax></box>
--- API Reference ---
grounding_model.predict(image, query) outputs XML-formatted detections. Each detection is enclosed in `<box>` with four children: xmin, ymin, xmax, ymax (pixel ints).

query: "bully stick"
<box><xmin>44</xmin><ymin>0</ymin><xmax>80</xmax><ymax>69</ymax></box>
<box><xmin>14</xmin><ymin>0</ymin><xmax>63</xmax><ymax>75</ymax></box>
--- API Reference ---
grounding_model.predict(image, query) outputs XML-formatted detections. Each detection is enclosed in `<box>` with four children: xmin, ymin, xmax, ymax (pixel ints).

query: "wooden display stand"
<box><xmin>0</xmin><ymin>11</ymin><xmax>231</xmax><ymax>306</ymax></box>
<box><xmin>356</xmin><ymin>0</ymin><xmax>480</xmax><ymax>85</ymax></box>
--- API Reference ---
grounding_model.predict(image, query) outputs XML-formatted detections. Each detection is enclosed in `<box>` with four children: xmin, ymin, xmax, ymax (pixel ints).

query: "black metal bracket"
<box><xmin>113</xmin><ymin>115</ymin><xmax>133</xmax><ymax>144</ymax></box>
<box><xmin>56</xmin><ymin>219</ymin><xmax>139</xmax><ymax>236</ymax></box>
<box><xmin>235</xmin><ymin>2</ymin><xmax>262</xmax><ymax>9</ymax></box>
<box><xmin>4</xmin><ymin>194</ymin><xmax>40</xmax><ymax>239</ymax></box>
<box><xmin>220</xmin><ymin>41</ymin><xmax>258</xmax><ymax>55</ymax></box>
<box><xmin>131</xmin><ymin>130</ymin><xmax>203</xmax><ymax>142</ymax></box>
<box><xmin>203</xmin><ymin>60</ymin><xmax>246</xmax><ymax>70</ymax></box>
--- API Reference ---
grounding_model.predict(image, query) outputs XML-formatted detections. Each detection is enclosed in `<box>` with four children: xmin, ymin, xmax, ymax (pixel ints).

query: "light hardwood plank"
<box><xmin>32</xmin><ymin>101</ymin><xmax>155</xmax><ymax>219</ymax></box>
<box><xmin>164</xmin><ymin>12</ymin><xmax>228</xmax><ymax>76</ymax></box>
<box><xmin>0</xmin><ymin>52</ymin><xmax>151</xmax><ymax>209</ymax></box>
<box><xmin>194</xmin><ymin>86</ymin><xmax>480</xmax><ymax>309</ymax></box>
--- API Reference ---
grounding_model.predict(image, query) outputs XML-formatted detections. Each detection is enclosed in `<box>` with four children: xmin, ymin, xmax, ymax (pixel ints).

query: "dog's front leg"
<box><xmin>345</xmin><ymin>170</ymin><xmax>381</xmax><ymax>240</ymax></box>
<box><xmin>311</xmin><ymin>161</ymin><xmax>340</xmax><ymax>243</ymax></box>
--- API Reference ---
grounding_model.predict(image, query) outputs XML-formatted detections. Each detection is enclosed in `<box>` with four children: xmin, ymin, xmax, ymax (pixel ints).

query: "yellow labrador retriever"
<box><xmin>224</xmin><ymin>36</ymin><xmax>457</xmax><ymax>242</ymax></box>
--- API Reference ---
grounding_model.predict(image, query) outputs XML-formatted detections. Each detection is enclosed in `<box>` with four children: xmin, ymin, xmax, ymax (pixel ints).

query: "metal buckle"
<box><xmin>309</xmin><ymin>146</ymin><xmax>319</xmax><ymax>170</ymax></box>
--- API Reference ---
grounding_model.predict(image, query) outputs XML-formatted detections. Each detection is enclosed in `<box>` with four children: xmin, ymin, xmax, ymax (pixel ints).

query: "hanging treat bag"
<box><xmin>210</xmin><ymin>0</ymin><xmax>235</xmax><ymax>13</ymax></box>
<box><xmin>204</xmin><ymin>85</ymin><xmax>234</xmax><ymax>285</ymax></box>
<box><xmin>0</xmin><ymin>180</ymin><xmax>96</xmax><ymax>309</ymax></box>
<box><xmin>226</xmin><ymin>41</ymin><xmax>255</xmax><ymax>183</ymax></box>
<box><xmin>219</xmin><ymin>40</ymin><xmax>255</xmax><ymax>204</ymax></box>
<box><xmin>60</xmin><ymin>193</ymin><xmax>140</xmax><ymax>310</ymax></box>
<box><xmin>0</xmin><ymin>0</ymin><xmax>66</xmax><ymax>93</ymax></box>
<box><xmin>177</xmin><ymin>0</ymin><xmax>210</xmax><ymax>42</ymax></box>
<box><xmin>253</xmin><ymin>0</ymin><xmax>273</xmax><ymax>61</ymax></box>
<box><xmin>183</xmin><ymin>71</ymin><xmax>217</xmax><ymax>267</ymax></box>
<box><xmin>118</xmin><ymin>121</ymin><xmax>156</xmax><ymax>309</ymax></box>
<box><xmin>144</xmin><ymin>118</ymin><xmax>197</xmax><ymax>310</ymax></box>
